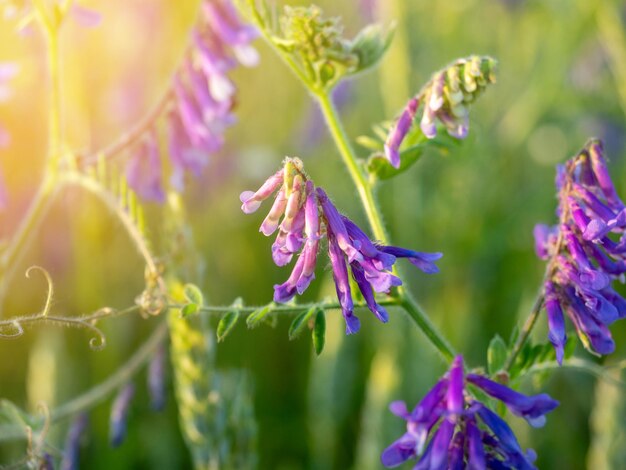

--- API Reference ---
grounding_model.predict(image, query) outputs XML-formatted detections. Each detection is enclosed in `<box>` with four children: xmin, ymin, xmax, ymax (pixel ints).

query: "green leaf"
<box><xmin>288</xmin><ymin>306</ymin><xmax>319</xmax><ymax>340</ymax></box>
<box><xmin>181</xmin><ymin>303</ymin><xmax>199</xmax><ymax>318</ymax></box>
<box><xmin>348</xmin><ymin>23</ymin><xmax>395</xmax><ymax>75</ymax></box>
<box><xmin>183</xmin><ymin>283</ymin><xmax>204</xmax><ymax>306</ymax></box>
<box><xmin>217</xmin><ymin>311</ymin><xmax>240</xmax><ymax>342</ymax></box>
<box><xmin>366</xmin><ymin>131</ymin><xmax>460</xmax><ymax>180</ymax></box>
<box><xmin>246</xmin><ymin>303</ymin><xmax>274</xmax><ymax>329</ymax></box>
<box><xmin>312</xmin><ymin>310</ymin><xmax>326</xmax><ymax>355</ymax></box>
<box><xmin>487</xmin><ymin>335</ymin><xmax>508</xmax><ymax>375</ymax></box>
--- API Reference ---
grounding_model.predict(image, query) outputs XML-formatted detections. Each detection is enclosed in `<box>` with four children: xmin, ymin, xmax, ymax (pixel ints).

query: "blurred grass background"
<box><xmin>1</xmin><ymin>0</ymin><xmax>626</xmax><ymax>468</ymax></box>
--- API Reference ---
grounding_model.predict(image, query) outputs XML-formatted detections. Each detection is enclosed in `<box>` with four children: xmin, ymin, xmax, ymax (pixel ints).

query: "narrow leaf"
<box><xmin>217</xmin><ymin>311</ymin><xmax>240</xmax><ymax>342</ymax></box>
<box><xmin>312</xmin><ymin>310</ymin><xmax>326</xmax><ymax>355</ymax></box>
<box><xmin>183</xmin><ymin>284</ymin><xmax>204</xmax><ymax>307</ymax></box>
<box><xmin>288</xmin><ymin>306</ymin><xmax>318</xmax><ymax>340</ymax></box>
<box><xmin>181</xmin><ymin>303</ymin><xmax>199</xmax><ymax>318</ymax></box>
<box><xmin>487</xmin><ymin>335</ymin><xmax>508</xmax><ymax>375</ymax></box>
<box><xmin>246</xmin><ymin>303</ymin><xmax>274</xmax><ymax>329</ymax></box>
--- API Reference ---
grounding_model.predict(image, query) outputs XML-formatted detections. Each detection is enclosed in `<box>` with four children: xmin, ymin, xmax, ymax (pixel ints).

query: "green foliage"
<box><xmin>363</xmin><ymin>131</ymin><xmax>460</xmax><ymax>180</ymax></box>
<box><xmin>217</xmin><ymin>311</ymin><xmax>241</xmax><ymax>343</ymax></box>
<box><xmin>347</xmin><ymin>23</ymin><xmax>395</xmax><ymax>76</ymax></box>
<box><xmin>288</xmin><ymin>306</ymin><xmax>319</xmax><ymax>340</ymax></box>
<box><xmin>245</xmin><ymin>303</ymin><xmax>275</xmax><ymax>329</ymax></box>
<box><xmin>169</xmin><ymin>286</ymin><xmax>256</xmax><ymax>469</ymax></box>
<box><xmin>312</xmin><ymin>310</ymin><xmax>326</xmax><ymax>356</ymax></box>
<box><xmin>487</xmin><ymin>335</ymin><xmax>508</xmax><ymax>376</ymax></box>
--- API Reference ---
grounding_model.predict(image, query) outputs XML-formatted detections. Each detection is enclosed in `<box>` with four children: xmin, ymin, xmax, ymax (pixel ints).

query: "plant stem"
<box><xmin>51</xmin><ymin>320</ymin><xmax>168</xmax><ymax>422</ymax></box>
<box><xmin>45</xmin><ymin>25</ymin><xmax>62</xmax><ymax>170</ymax></box>
<box><xmin>504</xmin><ymin>292</ymin><xmax>545</xmax><ymax>372</ymax></box>
<box><xmin>65</xmin><ymin>173</ymin><xmax>161</xmax><ymax>278</ymax></box>
<box><xmin>315</xmin><ymin>91</ymin><xmax>388</xmax><ymax>243</ymax></box>
<box><xmin>0</xmin><ymin>176</ymin><xmax>60</xmax><ymax>301</ymax></box>
<box><xmin>315</xmin><ymin>90</ymin><xmax>456</xmax><ymax>362</ymax></box>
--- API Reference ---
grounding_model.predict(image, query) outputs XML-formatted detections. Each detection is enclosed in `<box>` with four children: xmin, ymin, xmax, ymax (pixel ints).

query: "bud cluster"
<box><xmin>384</xmin><ymin>55</ymin><xmax>497</xmax><ymax>168</ymax></box>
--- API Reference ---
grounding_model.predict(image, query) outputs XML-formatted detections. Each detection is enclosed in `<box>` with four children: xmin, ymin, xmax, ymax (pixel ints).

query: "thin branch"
<box><xmin>50</xmin><ymin>319</ymin><xmax>168</xmax><ymax>422</ymax></box>
<box><xmin>79</xmin><ymin>89</ymin><xmax>175</xmax><ymax>168</ymax></box>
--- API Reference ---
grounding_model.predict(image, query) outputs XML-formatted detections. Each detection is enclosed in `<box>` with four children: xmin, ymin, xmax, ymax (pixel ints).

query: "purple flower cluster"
<box><xmin>126</xmin><ymin>0</ymin><xmax>258</xmax><ymax>202</ymax></box>
<box><xmin>382</xmin><ymin>356</ymin><xmax>558</xmax><ymax>470</ymax></box>
<box><xmin>240</xmin><ymin>157</ymin><xmax>442</xmax><ymax>334</ymax></box>
<box><xmin>384</xmin><ymin>56</ymin><xmax>496</xmax><ymax>168</ymax></box>
<box><xmin>534</xmin><ymin>140</ymin><xmax>626</xmax><ymax>363</ymax></box>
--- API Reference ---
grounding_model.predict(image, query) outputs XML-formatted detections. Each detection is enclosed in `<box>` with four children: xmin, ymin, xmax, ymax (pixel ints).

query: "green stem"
<box><xmin>504</xmin><ymin>293</ymin><xmax>545</xmax><ymax>372</ymax></box>
<box><xmin>315</xmin><ymin>91</ymin><xmax>388</xmax><ymax>243</ymax></box>
<box><xmin>65</xmin><ymin>173</ymin><xmax>160</xmax><ymax>277</ymax></box>
<box><xmin>46</xmin><ymin>26</ymin><xmax>62</xmax><ymax>170</ymax></box>
<box><xmin>315</xmin><ymin>90</ymin><xmax>456</xmax><ymax>362</ymax></box>
<box><xmin>0</xmin><ymin>171</ymin><xmax>61</xmax><ymax>307</ymax></box>
<box><xmin>50</xmin><ymin>320</ymin><xmax>168</xmax><ymax>422</ymax></box>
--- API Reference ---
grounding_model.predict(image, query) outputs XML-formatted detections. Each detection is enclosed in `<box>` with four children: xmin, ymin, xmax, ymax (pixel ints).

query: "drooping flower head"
<box><xmin>384</xmin><ymin>56</ymin><xmax>497</xmax><ymax>168</ymax></box>
<box><xmin>382</xmin><ymin>355</ymin><xmax>558</xmax><ymax>469</ymax></box>
<box><xmin>122</xmin><ymin>0</ymin><xmax>258</xmax><ymax>201</ymax></box>
<box><xmin>534</xmin><ymin>139</ymin><xmax>626</xmax><ymax>363</ymax></box>
<box><xmin>240</xmin><ymin>157</ymin><xmax>442</xmax><ymax>334</ymax></box>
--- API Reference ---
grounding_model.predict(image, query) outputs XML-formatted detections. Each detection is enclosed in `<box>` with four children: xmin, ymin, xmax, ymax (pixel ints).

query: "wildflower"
<box><xmin>109</xmin><ymin>383</ymin><xmax>135</xmax><ymax>447</ymax></box>
<box><xmin>382</xmin><ymin>355</ymin><xmax>558</xmax><ymax>469</ymax></box>
<box><xmin>240</xmin><ymin>157</ymin><xmax>441</xmax><ymax>334</ymax></box>
<box><xmin>384</xmin><ymin>56</ymin><xmax>497</xmax><ymax>168</ymax></box>
<box><xmin>126</xmin><ymin>132</ymin><xmax>166</xmax><ymax>203</ymax></box>
<box><xmin>148</xmin><ymin>344</ymin><xmax>167</xmax><ymax>411</ymax></box>
<box><xmin>61</xmin><ymin>413</ymin><xmax>89</xmax><ymax>470</ymax></box>
<box><xmin>125</xmin><ymin>0</ymin><xmax>258</xmax><ymax>199</ymax></box>
<box><xmin>534</xmin><ymin>139</ymin><xmax>626</xmax><ymax>362</ymax></box>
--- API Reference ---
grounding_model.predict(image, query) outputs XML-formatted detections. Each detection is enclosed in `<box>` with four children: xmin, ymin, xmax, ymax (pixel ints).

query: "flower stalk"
<box><xmin>315</xmin><ymin>89</ymin><xmax>456</xmax><ymax>362</ymax></box>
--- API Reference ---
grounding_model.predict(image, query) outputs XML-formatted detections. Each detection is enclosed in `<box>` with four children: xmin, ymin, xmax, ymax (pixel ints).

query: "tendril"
<box><xmin>0</xmin><ymin>320</ymin><xmax>24</xmax><ymax>338</ymax></box>
<box><xmin>25</xmin><ymin>265</ymin><xmax>54</xmax><ymax>317</ymax></box>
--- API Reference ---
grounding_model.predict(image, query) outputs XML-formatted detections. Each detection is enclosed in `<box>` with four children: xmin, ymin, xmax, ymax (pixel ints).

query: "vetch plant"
<box><xmin>0</xmin><ymin>1</ymin><xmax>624</xmax><ymax>469</ymax></box>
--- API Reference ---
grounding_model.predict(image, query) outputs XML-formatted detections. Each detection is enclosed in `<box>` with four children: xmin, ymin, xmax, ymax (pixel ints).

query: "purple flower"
<box><xmin>124</xmin><ymin>0</ymin><xmax>257</xmax><ymax>201</ymax></box>
<box><xmin>126</xmin><ymin>132</ymin><xmax>166</xmax><ymax>203</ymax></box>
<box><xmin>61</xmin><ymin>413</ymin><xmax>89</xmax><ymax>470</ymax></box>
<box><xmin>383</xmin><ymin>56</ymin><xmax>496</xmax><ymax>168</ymax></box>
<box><xmin>384</xmin><ymin>97</ymin><xmax>419</xmax><ymax>168</ymax></box>
<box><xmin>241</xmin><ymin>158</ymin><xmax>442</xmax><ymax>334</ymax></box>
<box><xmin>109</xmin><ymin>384</ymin><xmax>135</xmax><ymax>447</ymax></box>
<box><xmin>148</xmin><ymin>344</ymin><xmax>167</xmax><ymax>411</ymax></box>
<box><xmin>382</xmin><ymin>355</ymin><xmax>557</xmax><ymax>469</ymax></box>
<box><xmin>534</xmin><ymin>139</ymin><xmax>626</xmax><ymax>360</ymax></box>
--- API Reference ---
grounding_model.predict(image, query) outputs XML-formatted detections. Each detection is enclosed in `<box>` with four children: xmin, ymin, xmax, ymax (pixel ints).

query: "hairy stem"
<box><xmin>65</xmin><ymin>173</ymin><xmax>161</xmax><ymax>278</ymax></box>
<box><xmin>503</xmin><ymin>292</ymin><xmax>545</xmax><ymax>372</ymax></box>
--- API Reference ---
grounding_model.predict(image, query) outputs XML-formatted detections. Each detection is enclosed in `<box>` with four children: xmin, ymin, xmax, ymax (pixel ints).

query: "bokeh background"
<box><xmin>1</xmin><ymin>0</ymin><xmax>626</xmax><ymax>468</ymax></box>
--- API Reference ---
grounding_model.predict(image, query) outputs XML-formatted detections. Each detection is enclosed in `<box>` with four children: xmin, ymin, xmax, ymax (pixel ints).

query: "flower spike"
<box><xmin>534</xmin><ymin>139</ymin><xmax>626</xmax><ymax>361</ymax></box>
<box><xmin>382</xmin><ymin>355</ymin><xmax>558</xmax><ymax>469</ymax></box>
